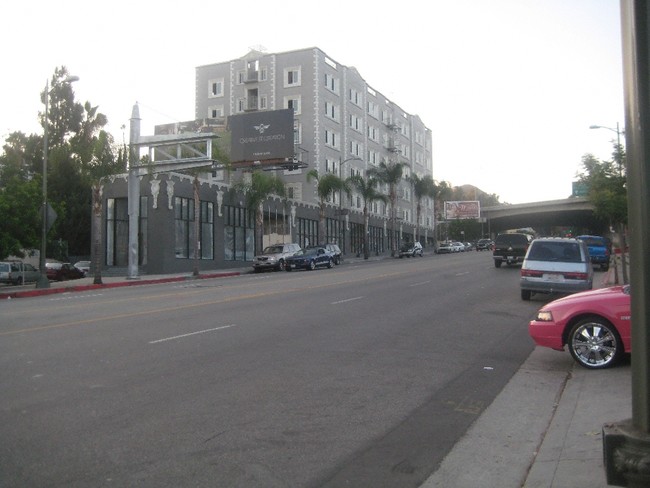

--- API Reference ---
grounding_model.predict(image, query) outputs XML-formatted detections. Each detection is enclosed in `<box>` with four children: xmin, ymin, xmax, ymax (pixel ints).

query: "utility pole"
<box><xmin>602</xmin><ymin>1</ymin><xmax>650</xmax><ymax>486</ymax></box>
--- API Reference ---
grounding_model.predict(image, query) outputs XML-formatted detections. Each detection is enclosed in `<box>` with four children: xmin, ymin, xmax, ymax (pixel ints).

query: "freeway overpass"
<box><xmin>480</xmin><ymin>197</ymin><xmax>606</xmax><ymax>237</ymax></box>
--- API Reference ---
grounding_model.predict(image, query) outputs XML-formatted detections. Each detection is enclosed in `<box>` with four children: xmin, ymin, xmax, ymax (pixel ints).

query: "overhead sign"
<box><xmin>444</xmin><ymin>200</ymin><xmax>480</xmax><ymax>220</ymax></box>
<box><xmin>228</xmin><ymin>109</ymin><xmax>294</xmax><ymax>163</ymax></box>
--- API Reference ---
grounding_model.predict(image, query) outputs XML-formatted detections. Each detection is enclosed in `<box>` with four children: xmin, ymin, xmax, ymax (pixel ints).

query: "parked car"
<box><xmin>0</xmin><ymin>261</ymin><xmax>40</xmax><ymax>285</ymax></box>
<box><xmin>493</xmin><ymin>232</ymin><xmax>533</xmax><ymax>267</ymax></box>
<box><xmin>529</xmin><ymin>284</ymin><xmax>631</xmax><ymax>369</ymax></box>
<box><xmin>451</xmin><ymin>241</ymin><xmax>465</xmax><ymax>252</ymax></box>
<box><xmin>520</xmin><ymin>237</ymin><xmax>593</xmax><ymax>300</ymax></box>
<box><xmin>285</xmin><ymin>246</ymin><xmax>333</xmax><ymax>271</ymax></box>
<box><xmin>252</xmin><ymin>243</ymin><xmax>301</xmax><ymax>272</ymax></box>
<box><xmin>476</xmin><ymin>238</ymin><xmax>493</xmax><ymax>251</ymax></box>
<box><xmin>399</xmin><ymin>241</ymin><xmax>423</xmax><ymax>258</ymax></box>
<box><xmin>322</xmin><ymin>243</ymin><xmax>342</xmax><ymax>265</ymax></box>
<box><xmin>576</xmin><ymin>235</ymin><xmax>610</xmax><ymax>271</ymax></box>
<box><xmin>45</xmin><ymin>262</ymin><xmax>85</xmax><ymax>281</ymax></box>
<box><xmin>74</xmin><ymin>260</ymin><xmax>91</xmax><ymax>276</ymax></box>
<box><xmin>436</xmin><ymin>242</ymin><xmax>454</xmax><ymax>254</ymax></box>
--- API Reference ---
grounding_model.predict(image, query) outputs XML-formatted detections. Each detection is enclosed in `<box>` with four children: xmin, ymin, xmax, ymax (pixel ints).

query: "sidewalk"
<box><xmin>421</xmin><ymin>258</ymin><xmax>631</xmax><ymax>488</ymax></box>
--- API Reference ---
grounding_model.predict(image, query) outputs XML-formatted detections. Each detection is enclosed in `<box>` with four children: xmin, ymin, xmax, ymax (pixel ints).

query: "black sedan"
<box><xmin>285</xmin><ymin>247</ymin><xmax>334</xmax><ymax>271</ymax></box>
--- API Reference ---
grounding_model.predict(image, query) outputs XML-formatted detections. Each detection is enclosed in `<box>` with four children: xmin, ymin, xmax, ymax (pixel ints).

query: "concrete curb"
<box><xmin>0</xmin><ymin>271</ymin><xmax>241</xmax><ymax>300</ymax></box>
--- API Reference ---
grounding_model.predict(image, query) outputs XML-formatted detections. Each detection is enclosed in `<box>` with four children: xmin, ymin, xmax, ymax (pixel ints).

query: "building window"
<box><xmin>237</xmin><ymin>98</ymin><xmax>245</xmax><ymax>112</ymax></box>
<box><xmin>260</xmin><ymin>68</ymin><xmax>267</xmax><ymax>81</ymax></box>
<box><xmin>224</xmin><ymin>205</ymin><xmax>254</xmax><ymax>261</ymax></box>
<box><xmin>285</xmin><ymin>67</ymin><xmax>301</xmax><ymax>87</ymax></box>
<box><xmin>368</xmin><ymin>125</ymin><xmax>378</xmax><ymax>141</ymax></box>
<box><xmin>174</xmin><ymin>197</ymin><xmax>213</xmax><ymax>260</ymax></box>
<box><xmin>349</xmin><ymin>88</ymin><xmax>362</xmax><ymax>107</ymax></box>
<box><xmin>285</xmin><ymin>95</ymin><xmax>301</xmax><ymax>115</ymax></box>
<box><xmin>209</xmin><ymin>105</ymin><xmax>224</xmax><ymax>118</ymax></box>
<box><xmin>367</xmin><ymin>100</ymin><xmax>379</xmax><ymax>119</ymax></box>
<box><xmin>200</xmin><ymin>201</ymin><xmax>214</xmax><ymax>259</ymax></box>
<box><xmin>325</xmin><ymin>73</ymin><xmax>339</xmax><ymax>94</ymax></box>
<box><xmin>209</xmin><ymin>78</ymin><xmax>224</xmax><ymax>98</ymax></box>
<box><xmin>294</xmin><ymin>122</ymin><xmax>302</xmax><ymax>144</ymax></box>
<box><xmin>237</xmin><ymin>70</ymin><xmax>246</xmax><ymax>84</ymax></box>
<box><xmin>174</xmin><ymin>197</ymin><xmax>194</xmax><ymax>259</ymax></box>
<box><xmin>325</xmin><ymin>129</ymin><xmax>338</xmax><ymax>149</ymax></box>
<box><xmin>260</xmin><ymin>95</ymin><xmax>267</xmax><ymax>110</ymax></box>
<box><xmin>350</xmin><ymin>113</ymin><xmax>362</xmax><ymax>132</ymax></box>
<box><xmin>325</xmin><ymin>101</ymin><xmax>339</xmax><ymax>121</ymax></box>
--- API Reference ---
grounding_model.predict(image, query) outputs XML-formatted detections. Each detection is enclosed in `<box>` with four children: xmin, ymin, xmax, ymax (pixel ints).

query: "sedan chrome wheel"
<box><xmin>568</xmin><ymin>317</ymin><xmax>622</xmax><ymax>369</ymax></box>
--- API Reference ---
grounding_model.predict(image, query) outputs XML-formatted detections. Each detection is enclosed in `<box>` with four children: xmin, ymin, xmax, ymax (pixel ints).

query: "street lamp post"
<box><xmin>590</xmin><ymin>123</ymin><xmax>625</xmax><ymax>173</ymax></box>
<box><xmin>339</xmin><ymin>156</ymin><xmax>362</xmax><ymax>254</ymax></box>
<box><xmin>37</xmin><ymin>75</ymin><xmax>79</xmax><ymax>288</ymax></box>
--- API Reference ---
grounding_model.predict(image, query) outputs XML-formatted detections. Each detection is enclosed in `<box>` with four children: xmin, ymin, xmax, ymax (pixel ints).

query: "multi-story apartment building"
<box><xmin>196</xmin><ymin>47</ymin><xmax>434</xmax><ymax>239</ymax></box>
<box><xmin>100</xmin><ymin>47</ymin><xmax>435</xmax><ymax>275</ymax></box>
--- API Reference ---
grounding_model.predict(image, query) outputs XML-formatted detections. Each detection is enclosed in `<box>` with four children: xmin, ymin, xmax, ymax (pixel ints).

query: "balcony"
<box><xmin>245</xmin><ymin>71</ymin><xmax>259</xmax><ymax>83</ymax></box>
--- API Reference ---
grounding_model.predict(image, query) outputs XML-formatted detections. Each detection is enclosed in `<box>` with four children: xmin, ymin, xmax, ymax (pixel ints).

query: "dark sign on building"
<box><xmin>228</xmin><ymin>109</ymin><xmax>294</xmax><ymax>164</ymax></box>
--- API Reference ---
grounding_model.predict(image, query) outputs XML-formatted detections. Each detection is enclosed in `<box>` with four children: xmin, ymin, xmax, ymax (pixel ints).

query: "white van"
<box><xmin>520</xmin><ymin>238</ymin><xmax>593</xmax><ymax>300</ymax></box>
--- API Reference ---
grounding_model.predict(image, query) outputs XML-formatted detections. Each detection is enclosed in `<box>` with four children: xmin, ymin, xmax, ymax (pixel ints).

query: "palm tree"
<box><xmin>306</xmin><ymin>169</ymin><xmax>348</xmax><ymax>244</ymax></box>
<box><xmin>72</xmin><ymin>101</ymin><xmax>123</xmax><ymax>285</ymax></box>
<box><xmin>368</xmin><ymin>161</ymin><xmax>404</xmax><ymax>256</ymax></box>
<box><xmin>348</xmin><ymin>174</ymin><xmax>388</xmax><ymax>259</ymax></box>
<box><xmin>232</xmin><ymin>171</ymin><xmax>286</xmax><ymax>255</ymax></box>
<box><xmin>407</xmin><ymin>173</ymin><xmax>436</xmax><ymax>246</ymax></box>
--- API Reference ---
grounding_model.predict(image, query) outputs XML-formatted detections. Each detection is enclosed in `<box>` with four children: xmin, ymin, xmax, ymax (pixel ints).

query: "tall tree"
<box><xmin>306</xmin><ymin>169</ymin><xmax>348</xmax><ymax>244</ymax></box>
<box><xmin>578</xmin><ymin>143</ymin><xmax>628</xmax><ymax>283</ymax></box>
<box><xmin>368</xmin><ymin>161</ymin><xmax>404</xmax><ymax>256</ymax></box>
<box><xmin>232</xmin><ymin>171</ymin><xmax>286</xmax><ymax>255</ymax></box>
<box><xmin>407</xmin><ymin>173</ymin><xmax>436</xmax><ymax>245</ymax></box>
<box><xmin>348</xmin><ymin>174</ymin><xmax>387</xmax><ymax>259</ymax></box>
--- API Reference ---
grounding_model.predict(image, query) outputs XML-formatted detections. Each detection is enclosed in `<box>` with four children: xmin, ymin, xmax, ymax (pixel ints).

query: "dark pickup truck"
<box><xmin>577</xmin><ymin>235</ymin><xmax>610</xmax><ymax>271</ymax></box>
<box><xmin>493</xmin><ymin>233</ymin><xmax>533</xmax><ymax>268</ymax></box>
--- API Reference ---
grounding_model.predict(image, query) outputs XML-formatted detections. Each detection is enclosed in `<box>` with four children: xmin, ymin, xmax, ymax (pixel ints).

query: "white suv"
<box><xmin>252</xmin><ymin>243</ymin><xmax>301</xmax><ymax>272</ymax></box>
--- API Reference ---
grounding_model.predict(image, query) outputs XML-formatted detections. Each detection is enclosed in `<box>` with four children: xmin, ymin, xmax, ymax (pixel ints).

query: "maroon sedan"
<box><xmin>45</xmin><ymin>262</ymin><xmax>85</xmax><ymax>281</ymax></box>
<box><xmin>529</xmin><ymin>285</ymin><xmax>631</xmax><ymax>369</ymax></box>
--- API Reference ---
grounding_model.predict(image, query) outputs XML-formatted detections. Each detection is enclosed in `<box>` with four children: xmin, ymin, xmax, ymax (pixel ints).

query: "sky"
<box><xmin>2</xmin><ymin>0</ymin><xmax>623</xmax><ymax>204</ymax></box>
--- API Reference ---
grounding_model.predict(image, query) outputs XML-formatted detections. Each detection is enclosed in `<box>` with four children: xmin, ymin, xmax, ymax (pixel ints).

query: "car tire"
<box><xmin>13</xmin><ymin>277</ymin><xmax>24</xmax><ymax>286</ymax></box>
<box><xmin>494</xmin><ymin>260</ymin><xmax>502</xmax><ymax>268</ymax></box>
<box><xmin>568</xmin><ymin>316</ymin><xmax>623</xmax><ymax>369</ymax></box>
<box><xmin>309</xmin><ymin>260</ymin><xmax>316</xmax><ymax>271</ymax></box>
<box><xmin>521</xmin><ymin>289</ymin><xmax>531</xmax><ymax>301</ymax></box>
<box><xmin>327</xmin><ymin>259</ymin><xmax>333</xmax><ymax>269</ymax></box>
<box><xmin>278</xmin><ymin>260</ymin><xmax>285</xmax><ymax>272</ymax></box>
<box><xmin>285</xmin><ymin>266</ymin><xmax>292</xmax><ymax>272</ymax></box>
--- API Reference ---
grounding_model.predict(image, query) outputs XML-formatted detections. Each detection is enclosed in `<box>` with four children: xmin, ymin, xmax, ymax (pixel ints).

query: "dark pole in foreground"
<box><xmin>603</xmin><ymin>1</ymin><xmax>650</xmax><ymax>486</ymax></box>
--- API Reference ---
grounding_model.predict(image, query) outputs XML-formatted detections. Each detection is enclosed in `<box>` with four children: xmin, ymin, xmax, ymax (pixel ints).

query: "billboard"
<box><xmin>444</xmin><ymin>200</ymin><xmax>481</xmax><ymax>220</ymax></box>
<box><xmin>228</xmin><ymin>109</ymin><xmax>294</xmax><ymax>164</ymax></box>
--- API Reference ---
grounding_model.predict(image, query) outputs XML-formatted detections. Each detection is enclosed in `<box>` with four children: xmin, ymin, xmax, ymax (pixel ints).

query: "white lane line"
<box><xmin>455</xmin><ymin>272</ymin><xmax>470</xmax><ymax>276</ymax></box>
<box><xmin>332</xmin><ymin>296</ymin><xmax>364</xmax><ymax>304</ymax></box>
<box><xmin>410</xmin><ymin>280</ymin><xmax>431</xmax><ymax>287</ymax></box>
<box><xmin>149</xmin><ymin>324</ymin><xmax>236</xmax><ymax>344</ymax></box>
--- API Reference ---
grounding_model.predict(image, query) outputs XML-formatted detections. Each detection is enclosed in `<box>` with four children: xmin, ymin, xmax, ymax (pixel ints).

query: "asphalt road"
<box><xmin>0</xmin><ymin>251</ymin><xmax>546</xmax><ymax>487</ymax></box>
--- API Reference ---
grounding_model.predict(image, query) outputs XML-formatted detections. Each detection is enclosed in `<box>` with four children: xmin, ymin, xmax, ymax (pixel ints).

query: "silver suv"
<box><xmin>0</xmin><ymin>261</ymin><xmax>41</xmax><ymax>285</ymax></box>
<box><xmin>520</xmin><ymin>237</ymin><xmax>593</xmax><ymax>300</ymax></box>
<box><xmin>252</xmin><ymin>243</ymin><xmax>301</xmax><ymax>272</ymax></box>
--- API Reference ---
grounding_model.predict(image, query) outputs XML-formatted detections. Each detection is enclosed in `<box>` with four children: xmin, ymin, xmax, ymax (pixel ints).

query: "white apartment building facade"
<box><xmin>196</xmin><ymin>47</ymin><xmax>435</xmax><ymax>245</ymax></box>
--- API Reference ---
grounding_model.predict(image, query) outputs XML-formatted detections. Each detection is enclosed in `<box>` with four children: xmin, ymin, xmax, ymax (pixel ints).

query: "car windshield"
<box><xmin>262</xmin><ymin>246</ymin><xmax>284</xmax><ymax>254</ymax></box>
<box><xmin>579</xmin><ymin>237</ymin><xmax>605</xmax><ymax>246</ymax></box>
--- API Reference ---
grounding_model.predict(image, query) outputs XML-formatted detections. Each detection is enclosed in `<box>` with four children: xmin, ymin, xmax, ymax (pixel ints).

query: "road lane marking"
<box><xmin>410</xmin><ymin>280</ymin><xmax>431</xmax><ymax>287</ymax></box>
<box><xmin>0</xmin><ymin>268</ymin><xmax>420</xmax><ymax>336</ymax></box>
<box><xmin>149</xmin><ymin>324</ymin><xmax>236</xmax><ymax>344</ymax></box>
<box><xmin>332</xmin><ymin>296</ymin><xmax>364</xmax><ymax>304</ymax></box>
